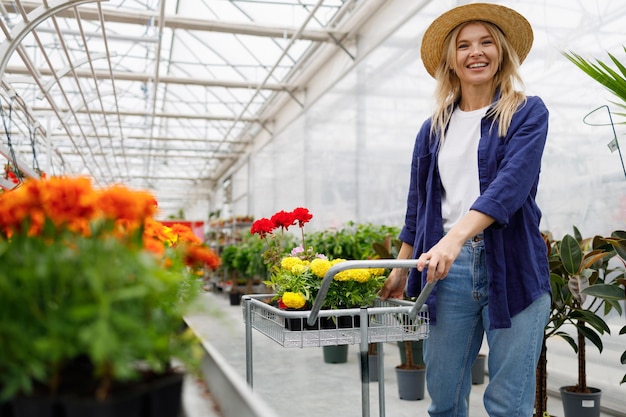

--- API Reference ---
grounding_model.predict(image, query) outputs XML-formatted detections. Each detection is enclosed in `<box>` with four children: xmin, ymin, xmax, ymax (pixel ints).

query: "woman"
<box><xmin>379</xmin><ymin>4</ymin><xmax>551</xmax><ymax>417</ymax></box>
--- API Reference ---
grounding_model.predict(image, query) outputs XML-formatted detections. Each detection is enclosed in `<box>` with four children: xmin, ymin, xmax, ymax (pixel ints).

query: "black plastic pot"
<box><xmin>560</xmin><ymin>386</ymin><xmax>602</xmax><ymax>417</ymax></box>
<box><xmin>395</xmin><ymin>366</ymin><xmax>426</xmax><ymax>401</ymax></box>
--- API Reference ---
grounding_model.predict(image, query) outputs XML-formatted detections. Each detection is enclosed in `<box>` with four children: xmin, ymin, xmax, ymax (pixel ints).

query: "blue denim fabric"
<box><xmin>423</xmin><ymin>239</ymin><xmax>549</xmax><ymax>417</ymax></box>
<box><xmin>400</xmin><ymin>95</ymin><xmax>551</xmax><ymax>329</ymax></box>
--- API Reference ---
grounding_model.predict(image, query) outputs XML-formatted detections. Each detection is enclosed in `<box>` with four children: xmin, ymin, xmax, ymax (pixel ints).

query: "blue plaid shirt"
<box><xmin>399</xmin><ymin>95</ymin><xmax>551</xmax><ymax>329</ymax></box>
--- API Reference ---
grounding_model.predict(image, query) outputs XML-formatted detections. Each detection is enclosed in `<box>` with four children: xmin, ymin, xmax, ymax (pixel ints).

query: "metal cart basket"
<box><xmin>243</xmin><ymin>259</ymin><xmax>434</xmax><ymax>417</ymax></box>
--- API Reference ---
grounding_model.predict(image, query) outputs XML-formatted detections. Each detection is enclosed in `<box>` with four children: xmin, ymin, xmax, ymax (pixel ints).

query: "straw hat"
<box><xmin>420</xmin><ymin>3</ymin><xmax>533</xmax><ymax>77</ymax></box>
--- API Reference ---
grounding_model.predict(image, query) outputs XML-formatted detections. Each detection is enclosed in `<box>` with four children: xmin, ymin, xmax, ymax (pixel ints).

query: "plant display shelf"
<box><xmin>242</xmin><ymin>259</ymin><xmax>434</xmax><ymax>417</ymax></box>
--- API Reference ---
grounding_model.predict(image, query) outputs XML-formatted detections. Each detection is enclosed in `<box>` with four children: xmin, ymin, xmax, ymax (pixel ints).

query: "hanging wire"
<box><xmin>582</xmin><ymin>104</ymin><xmax>626</xmax><ymax>180</ymax></box>
<box><xmin>0</xmin><ymin>94</ymin><xmax>24</xmax><ymax>185</ymax></box>
<box><xmin>28</xmin><ymin>122</ymin><xmax>41</xmax><ymax>176</ymax></box>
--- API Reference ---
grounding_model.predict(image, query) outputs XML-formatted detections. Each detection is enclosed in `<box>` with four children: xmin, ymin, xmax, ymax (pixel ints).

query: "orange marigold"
<box><xmin>169</xmin><ymin>223</ymin><xmax>202</xmax><ymax>245</ymax></box>
<box><xmin>98</xmin><ymin>184</ymin><xmax>157</xmax><ymax>224</ymax></box>
<box><xmin>40</xmin><ymin>176</ymin><xmax>99</xmax><ymax>227</ymax></box>
<box><xmin>184</xmin><ymin>244</ymin><xmax>221</xmax><ymax>270</ymax></box>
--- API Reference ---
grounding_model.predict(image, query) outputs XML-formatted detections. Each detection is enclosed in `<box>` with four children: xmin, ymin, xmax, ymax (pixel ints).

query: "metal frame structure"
<box><xmin>0</xmin><ymin>0</ymin><xmax>384</xmax><ymax>215</ymax></box>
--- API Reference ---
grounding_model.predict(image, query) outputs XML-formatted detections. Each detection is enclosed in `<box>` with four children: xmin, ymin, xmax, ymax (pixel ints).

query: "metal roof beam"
<box><xmin>46</xmin><ymin>133</ymin><xmax>241</xmax><ymax>143</ymax></box>
<box><xmin>28</xmin><ymin>105</ymin><xmax>261</xmax><ymax>122</ymax></box>
<box><xmin>8</xmin><ymin>1</ymin><xmax>346</xmax><ymax>42</ymax></box>
<box><xmin>4</xmin><ymin>65</ymin><xmax>293</xmax><ymax>91</ymax></box>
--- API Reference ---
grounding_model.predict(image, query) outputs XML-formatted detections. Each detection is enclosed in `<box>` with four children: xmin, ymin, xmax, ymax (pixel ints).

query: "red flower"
<box><xmin>250</xmin><ymin>217</ymin><xmax>276</xmax><ymax>238</ymax></box>
<box><xmin>270</xmin><ymin>210</ymin><xmax>296</xmax><ymax>229</ymax></box>
<box><xmin>292</xmin><ymin>207</ymin><xmax>312</xmax><ymax>227</ymax></box>
<box><xmin>277</xmin><ymin>297</ymin><xmax>287</xmax><ymax>310</ymax></box>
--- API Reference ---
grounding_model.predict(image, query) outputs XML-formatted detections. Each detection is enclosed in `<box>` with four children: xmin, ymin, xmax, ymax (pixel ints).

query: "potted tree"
<box><xmin>580</xmin><ymin>232</ymin><xmax>626</xmax><ymax>385</ymax></box>
<box><xmin>534</xmin><ymin>229</ymin><xmax>625</xmax><ymax>417</ymax></box>
<box><xmin>543</xmin><ymin>228</ymin><xmax>624</xmax><ymax>417</ymax></box>
<box><xmin>533</xmin><ymin>48</ymin><xmax>626</xmax><ymax>417</ymax></box>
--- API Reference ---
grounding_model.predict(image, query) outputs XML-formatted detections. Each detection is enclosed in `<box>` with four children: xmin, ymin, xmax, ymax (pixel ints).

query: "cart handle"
<box><xmin>307</xmin><ymin>259</ymin><xmax>436</xmax><ymax>326</ymax></box>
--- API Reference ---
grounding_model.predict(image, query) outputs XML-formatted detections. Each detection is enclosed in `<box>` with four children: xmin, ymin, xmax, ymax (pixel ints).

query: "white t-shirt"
<box><xmin>438</xmin><ymin>106</ymin><xmax>489</xmax><ymax>232</ymax></box>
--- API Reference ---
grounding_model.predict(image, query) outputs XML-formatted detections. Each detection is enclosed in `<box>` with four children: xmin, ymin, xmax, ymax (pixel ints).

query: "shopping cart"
<box><xmin>242</xmin><ymin>259</ymin><xmax>434</xmax><ymax>417</ymax></box>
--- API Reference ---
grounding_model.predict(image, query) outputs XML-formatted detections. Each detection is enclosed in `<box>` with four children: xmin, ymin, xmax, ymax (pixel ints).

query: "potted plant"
<box><xmin>218</xmin><ymin>244</ymin><xmax>239</xmax><ymax>294</ymax></box>
<box><xmin>252</xmin><ymin>209</ymin><xmax>394</xmax><ymax>363</ymax></box>
<box><xmin>0</xmin><ymin>176</ymin><xmax>221</xmax><ymax>416</ymax></box>
<box><xmin>217</xmin><ymin>233</ymin><xmax>270</xmax><ymax>304</ymax></box>
<box><xmin>264</xmin><ymin>245</ymin><xmax>387</xmax><ymax>363</ymax></box>
<box><xmin>580</xmin><ymin>232</ymin><xmax>626</xmax><ymax>385</ymax></box>
<box><xmin>539</xmin><ymin>228</ymin><xmax>624</xmax><ymax>417</ymax></box>
<box><xmin>471</xmin><ymin>353</ymin><xmax>487</xmax><ymax>385</ymax></box>
<box><xmin>395</xmin><ymin>337</ymin><xmax>426</xmax><ymax>401</ymax></box>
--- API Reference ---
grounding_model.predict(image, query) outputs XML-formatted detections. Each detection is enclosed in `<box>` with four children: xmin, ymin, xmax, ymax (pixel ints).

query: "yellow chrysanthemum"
<box><xmin>334</xmin><ymin>271</ymin><xmax>350</xmax><ymax>281</ymax></box>
<box><xmin>329</xmin><ymin>259</ymin><xmax>349</xmax><ymax>281</ymax></box>
<box><xmin>310</xmin><ymin>258</ymin><xmax>332</xmax><ymax>278</ymax></box>
<box><xmin>281</xmin><ymin>256</ymin><xmax>304</xmax><ymax>271</ymax></box>
<box><xmin>369</xmin><ymin>267</ymin><xmax>386</xmax><ymax>277</ymax></box>
<box><xmin>350</xmin><ymin>268</ymin><xmax>372</xmax><ymax>283</ymax></box>
<box><xmin>291</xmin><ymin>263</ymin><xmax>308</xmax><ymax>274</ymax></box>
<box><xmin>282</xmin><ymin>291</ymin><xmax>306</xmax><ymax>309</ymax></box>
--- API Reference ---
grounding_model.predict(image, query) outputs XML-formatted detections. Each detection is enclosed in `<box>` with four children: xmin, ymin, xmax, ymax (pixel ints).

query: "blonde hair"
<box><xmin>430</xmin><ymin>21</ymin><xmax>527</xmax><ymax>139</ymax></box>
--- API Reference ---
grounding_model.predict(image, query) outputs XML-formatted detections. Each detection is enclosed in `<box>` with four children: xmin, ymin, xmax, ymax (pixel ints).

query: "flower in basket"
<box><xmin>250</xmin><ymin>208</ymin><xmax>388</xmax><ymax>312</ymax></box>
<box><xmin>250</xmin><ymin>207</ymin><xmax>313</xmax><ymax>269</ymax></box>
<box><xmin>273</xmin><ymin>255</ymin><xmax>387</xmax><ymax>311</ymax></box>
<box><xmin>0</xmin><ymin>175</ymin><xmax>219</xmax><ymax>401</ymax></box>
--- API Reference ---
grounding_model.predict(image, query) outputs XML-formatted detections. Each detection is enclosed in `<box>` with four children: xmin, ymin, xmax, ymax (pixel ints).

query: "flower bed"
<box><xmin>0</xmin><ymin>176</ymin><xmax>221</xmax><ymax>404</ymax></box>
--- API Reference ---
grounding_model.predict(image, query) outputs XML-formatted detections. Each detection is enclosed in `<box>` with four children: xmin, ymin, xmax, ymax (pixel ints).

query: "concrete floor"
<box><xmin>184</xmin><ymin>291</ymin><xmax>615</xmax><ymax>417</ymax></box>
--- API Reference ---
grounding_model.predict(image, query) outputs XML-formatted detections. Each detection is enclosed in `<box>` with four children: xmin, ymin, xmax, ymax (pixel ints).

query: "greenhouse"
<box><xmin>0</xmin><ymin>1</ymin><xmax>624</xmax><ymax>417</ymax></box>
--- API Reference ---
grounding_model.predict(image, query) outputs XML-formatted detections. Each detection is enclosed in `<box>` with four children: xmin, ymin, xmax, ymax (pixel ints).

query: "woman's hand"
<box><xmin>379</xmin><ymin>267</ymin><xmax>409</xmax><ymax>300</ymax></box>
<box><xmin>417</xmin><ymin>235</ymin><xmax>463</xmax><ymax>283</ymax></box>
<box><xmin>418</xmin><ymin>210</ymin><xmax>494</xmax><ymax>282</ymax></box>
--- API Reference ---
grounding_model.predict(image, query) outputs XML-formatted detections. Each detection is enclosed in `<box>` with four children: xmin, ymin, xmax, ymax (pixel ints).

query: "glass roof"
<box><xmin>2</xmin><ymin>0</ymin><xmax>626</xmax><ymax>218</ymax></box>
<box><xmin>0</xmin><ymin>0</ymin><xmax>355</xmax><ymax>214</ymax></box>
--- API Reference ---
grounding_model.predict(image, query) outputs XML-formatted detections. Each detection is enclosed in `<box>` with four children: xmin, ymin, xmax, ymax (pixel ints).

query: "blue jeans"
<box><xmin>423</xmin><ymin>239</ymin><xmax>549</xmax><ymax>417</ymax></box>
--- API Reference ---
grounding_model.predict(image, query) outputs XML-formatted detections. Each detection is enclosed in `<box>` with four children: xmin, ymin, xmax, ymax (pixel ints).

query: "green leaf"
<box><xmin>582</xmin><ymin>283</ymin><xmax>625</xmax><ymax>300</ymax></box>
<box><xmin>578</xmin><ymin>324</ymin><xmax>604</xmax><ymax>353</ymax></box>
<box><xmin>555</xmin><ymin>331</ymin><xmax>577</xmax><ymax>353</ymax></box>
<box><xmin>571</xmin><ymin>310</ymin><xmax>610</xmax><ymax>334</ymax></box>
<box><xmin>603</xmin><ymin>235</ymin><xmax>626</xmax><ymax>261</ymax></box>
<box><xmin>560</xmin><ymin>234</ymin><xmax>582</xmax><ymax>276</ymax></box>
<box><xmin>564</xmin><ymin>49</ymin><xmax>626</xmax><ymax>112</ymax></box>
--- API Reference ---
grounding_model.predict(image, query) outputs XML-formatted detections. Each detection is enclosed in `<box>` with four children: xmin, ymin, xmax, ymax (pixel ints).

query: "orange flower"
<box><xmin>0</xmin><ymin>175</ymin><xmax>222</xmax><ymax>274</ymax></box>
<box><xmin>143</xmin><ymin>235</ymin><xmax>166</xmax><ymax>256</ymax></box>
<box><xmin>0</xmin><ymin>178</ymin><xmax>45</xmax><ymax>235</ymax></box>
<box><xmin>144</xmin><ymin>218</ymin><xmax>176</xmax><ymax>246</ymax></box>
<box><xmin>98</xmin><ymin>184</ymin><xmax>157</xmax><ymax>224</ymax></box>
<box><xmin>40</xmin><ymin>176</ymin><xmax>99</xmax><ymax>228</ymax></box>
<box><xmin>169</xmin><ymin>223</ymin><xmax>202</xmax><ymax>245</ymax></box>
<box><xmin>184</xmin><ymin>243</ymin><xmax>221</xmax><ymax>270</ymax></box>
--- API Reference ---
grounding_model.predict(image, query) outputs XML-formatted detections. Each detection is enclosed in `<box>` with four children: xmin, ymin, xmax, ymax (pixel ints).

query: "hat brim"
<box><xmin>420</xmin><ymin>3</ymin><xmax>533</xmax><ymax>78</ymax></box>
